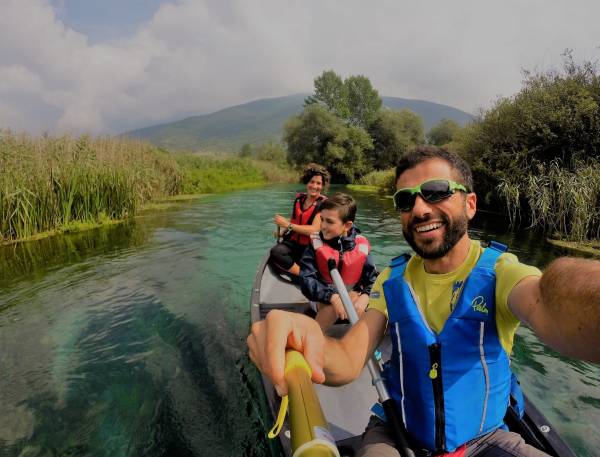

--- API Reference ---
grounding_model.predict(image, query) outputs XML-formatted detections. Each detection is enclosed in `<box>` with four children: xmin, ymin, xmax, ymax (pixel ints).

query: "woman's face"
<box><xmin>306</xmin><ymin>175</ymin><xmax>324</xmax><ymax>197</ymax></box>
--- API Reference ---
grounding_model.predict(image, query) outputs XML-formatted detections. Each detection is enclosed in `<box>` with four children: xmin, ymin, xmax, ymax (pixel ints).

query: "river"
<box><xmin>0</xmin><ymin>185</ymin><xmax>598</xmax><ymax>457</ymax></box>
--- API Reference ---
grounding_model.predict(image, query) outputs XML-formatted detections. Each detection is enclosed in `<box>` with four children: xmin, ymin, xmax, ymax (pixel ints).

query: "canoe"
<box><xmin>250</xmin><ymin>255</ymin><xmax>576</xmax><ymax>457</ymax></box>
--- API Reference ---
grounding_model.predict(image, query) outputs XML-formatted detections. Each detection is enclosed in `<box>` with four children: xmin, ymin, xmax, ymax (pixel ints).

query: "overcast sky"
<box><xmin>2</xmin><ymin>0</ymin><xmax>599</xmax><ymax>135</ymax></box>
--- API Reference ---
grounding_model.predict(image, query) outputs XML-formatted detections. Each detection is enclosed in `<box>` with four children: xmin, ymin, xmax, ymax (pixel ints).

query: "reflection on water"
<box><xmin>0</xmin><ymin>186</ymin><xmax>598</xmax><ymax>457</ymax></box>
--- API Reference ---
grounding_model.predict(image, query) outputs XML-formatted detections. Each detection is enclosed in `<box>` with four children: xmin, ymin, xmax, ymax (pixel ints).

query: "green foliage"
<box><xmin>345</xmin><ymin>75</ymin><xmax>382</xmax><ymax>129</ymax></box>
<box><xmin>175</xmin><ymin>155</ymin><xmax>266</xmax><ymax>194</ymax></box>
<box><xmin>239</xmin><ymin>143</ymin><xmax>253</xmax><ymax>158</ymax></box>
<box><xmin>0</xmin><ymin>132</ymin><xmax>296</xmax><ymax>242</ymax></box>
<box><xmin>305</xmin><ymin>70</ymin><xmax>350</xmax><ymax>119</ymax></box>
<box><xmin>289</xmin><ymin>71</ymin><xmax>441</xmax><ymax>182</ymax></box>
<box><xmin>456</xmin><ymin>54</ymin><xmax>600</xmax><ymax>240</ymax></box>
<box><xmin>368</xmin><ymin>109</ymin><xmax>425</xmax><ymax>169</ymax></box>
<box><xmin>427</xmin><ymin>118</ymin><xmax>462</xmax><ymax>146</ymax></box>
<box><xmin>497</xmin><ymin>160</ymin><xmax>600</xmax><ymax>241</ymax></box>
<box><xmin>253</xmin><ymin>142</ymin><xmax>287</xmax><ymax>164</ymax></box>
<box><xmin>304</xmin><ymin>70</ymin><xmax>382</xmax><ymax>130</ymax></box>
<box><xmin>358</xmin><ymin>168</ymin><xmax>397</xmax><ymax>194</ymax></box>
<box><xmin>284</xmin><ymin>104</ymin><xmax>372</xmax><ymax>182</ymax></box>
<box><xmin>0</xmin><ymin>131</ymin><xmax>182</xmax><ymax>242</ymax></box>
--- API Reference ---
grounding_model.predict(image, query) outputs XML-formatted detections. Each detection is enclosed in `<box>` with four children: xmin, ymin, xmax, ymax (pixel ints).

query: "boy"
<box><xmin>299</xmin><ymin>193</ymin><xmax>378</xmax><ymax>330</ymax></box>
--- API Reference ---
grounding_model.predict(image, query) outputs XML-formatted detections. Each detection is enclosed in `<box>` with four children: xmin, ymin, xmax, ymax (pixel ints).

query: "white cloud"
<box><xmin>1</xmin><ymin>0</ymin><xmax>599</xmax><ymax>135</ymax></box>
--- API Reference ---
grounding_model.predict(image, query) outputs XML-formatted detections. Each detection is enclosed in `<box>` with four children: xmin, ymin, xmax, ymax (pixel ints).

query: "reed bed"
<box><xmin>0</xmin><ymin>132</ymin><xmax>297</xmax><ymax>243</ymax></box>
<box><xmin>0</xmin><ymin>131</ymin><xmax>182</xmax><ymax>242</ymax></box>
<box><xmin>497</xmin><ymin>160</ymin><xmax>600</xmax><ymax>241</ymax></box>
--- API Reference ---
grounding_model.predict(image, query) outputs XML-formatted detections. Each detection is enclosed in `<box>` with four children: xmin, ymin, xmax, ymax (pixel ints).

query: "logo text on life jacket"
<box><xmin>471</xmin><ymin>296</ymin><xmax>488</xmax><ymax>314</ymax></box>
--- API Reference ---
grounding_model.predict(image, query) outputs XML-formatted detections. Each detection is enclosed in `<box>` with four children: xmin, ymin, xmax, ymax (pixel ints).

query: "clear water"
<box><xmin>0</xmin><ymin>185</ymin><xmax>598</xmax><ymax>457</ymax></box>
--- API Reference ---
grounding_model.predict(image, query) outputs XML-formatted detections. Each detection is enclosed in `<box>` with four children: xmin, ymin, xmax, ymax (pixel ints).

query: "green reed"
<box><xmin>497</xmin><ymin>160</ymin><xmax>600</xmax><ymax>241</ymax></box>
<box><xmin>0</xmin><ymin>132</ymin><xmax>297</xmax><ymax>242</ymax></box>
<box><xmin>0</xmin><ymin>131</ymin><xmax>182</xmax><ymax>242</ymax></box>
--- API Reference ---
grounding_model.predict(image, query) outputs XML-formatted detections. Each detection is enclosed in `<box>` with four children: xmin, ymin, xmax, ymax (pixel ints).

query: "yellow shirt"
<box><xmin>368</xmin><ymin>240</ymin><xmax>541</xmax><ymax>354</ymax></box>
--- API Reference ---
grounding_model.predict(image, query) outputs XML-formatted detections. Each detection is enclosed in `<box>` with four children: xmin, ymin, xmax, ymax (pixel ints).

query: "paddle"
<box><xmin>327</xmin><ymin>258</ymin><xmax>416</xmax><ymax>457</ymax></box>
<box><xmin>269</xmin><ymin>350</ymin><xmax>340</xmax><ymax>457</ymax></box>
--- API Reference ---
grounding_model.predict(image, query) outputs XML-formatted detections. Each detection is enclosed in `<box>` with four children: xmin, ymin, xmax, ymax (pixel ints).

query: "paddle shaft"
<box><xmin>327</xmin><ymin>259</ymin><xmax>415</xmax><ymax>457</ymax></box>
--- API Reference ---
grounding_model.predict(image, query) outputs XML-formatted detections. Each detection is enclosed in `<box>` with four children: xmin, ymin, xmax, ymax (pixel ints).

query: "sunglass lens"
<box><xmin>420</xmin><ymin>180</ymin><xmax>453</xmax><ymax>203</ymax></box>
<box><xmin>394</xmin><ymin>191</ymin><xmax>415</xmax><ymax>212</ymax></box>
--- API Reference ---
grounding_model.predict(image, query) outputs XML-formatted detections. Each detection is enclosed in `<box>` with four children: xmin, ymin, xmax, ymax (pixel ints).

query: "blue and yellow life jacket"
<box><xmin>381</xmin><ymin>242</ymin><xmax>522</xmax><ymax>453</ymax></box>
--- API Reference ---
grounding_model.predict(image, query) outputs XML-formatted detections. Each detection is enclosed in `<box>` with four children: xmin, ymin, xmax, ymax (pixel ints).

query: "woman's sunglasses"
<box><xmin>393</xmin><ymin>179</ymin><xmax>468</xmax><ymax>212</ymax></box>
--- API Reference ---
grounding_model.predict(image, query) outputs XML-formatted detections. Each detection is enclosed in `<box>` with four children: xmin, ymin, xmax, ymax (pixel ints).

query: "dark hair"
<box><xmin>395</xmin><ymin>146</ymin><xmax>473</xmax><ymax>192</ymax></box>
<box><xmin>320</xmin><ymin>192</ymin><xmax>357</xmax><ymax>223</ymax></box>
<box><xmin>301</xmin><ymin>163</ymin><xmax>331</xmax><ymax>187</ymax></box>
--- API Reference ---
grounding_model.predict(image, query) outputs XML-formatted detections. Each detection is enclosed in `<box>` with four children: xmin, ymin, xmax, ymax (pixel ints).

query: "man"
<box><xmin>248</xmin><ymin>147</ymin><xmax>600</xmax><ymax>456</ymax></box>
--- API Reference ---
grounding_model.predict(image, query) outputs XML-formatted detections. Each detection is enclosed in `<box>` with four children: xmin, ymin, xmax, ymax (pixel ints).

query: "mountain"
<box><xmin>122</xmin><ymin>94</ymin><xmax>473</xmax><ymax>152</ymax></box>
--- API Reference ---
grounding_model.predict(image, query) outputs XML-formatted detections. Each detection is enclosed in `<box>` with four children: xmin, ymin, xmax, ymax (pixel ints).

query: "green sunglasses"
<box><xmin>393</xmin><ymin>179</ymin><xmax>468</xmax><ymax>212</ymax></box>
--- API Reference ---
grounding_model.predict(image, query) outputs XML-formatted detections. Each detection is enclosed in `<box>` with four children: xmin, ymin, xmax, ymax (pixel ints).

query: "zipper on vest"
<box><xmin>428</xmin><ymin>343</ymin><xmax>446</xmax><ymax>452</ymax></box>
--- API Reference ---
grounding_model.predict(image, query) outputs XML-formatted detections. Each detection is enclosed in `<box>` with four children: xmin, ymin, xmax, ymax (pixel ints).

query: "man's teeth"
<box><xmin>416</xmin><ymin>223</ymin><xmax>442</xmax><ymax>233</ymax></box>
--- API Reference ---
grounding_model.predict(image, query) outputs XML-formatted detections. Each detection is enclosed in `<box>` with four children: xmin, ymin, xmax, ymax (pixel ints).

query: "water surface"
<box><xmin>0</xmin><ymin>186</ymin><xmax>598</xmax><ymax>456</ymax></box>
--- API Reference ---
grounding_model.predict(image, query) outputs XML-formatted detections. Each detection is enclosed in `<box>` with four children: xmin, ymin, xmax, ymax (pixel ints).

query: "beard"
<box><xmin>403</xmin><ymin>210</ymin><xmax>469</xmax><ymax>259</ymax></box>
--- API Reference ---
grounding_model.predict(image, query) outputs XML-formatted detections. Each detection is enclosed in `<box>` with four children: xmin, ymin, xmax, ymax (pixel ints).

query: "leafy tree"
<box><xmin>284</xmin><ymin>104</ymin><xmax>372</xmax><ymax>182</ymax></box>
<box><xmin>254</xmin><ymin>142</ymin><xmax>286</xmax><ymax>164</ymax></box>
<box><xmin>427</xmin><ymin>118</ymin><xmax>462</xmax><ymax>146</ymax></box>
<box><xmin>345</xmin><ymin>75</ymin><xmax>382</xmax><ymax>129</ymax></box>
<box><xmin>305</xmin><ymin>71</ymin><xmax>382</xmax><ymax>129</ymax></box>
<box><xmin>368</xmin><ymin>109</ymin><xmax>425</xmax><ymax>169</ymax></box>
<box><xmin>239</xmin><ymin>143</ymin><xmax>252</xmax><ymax>158</ymax></box>
<box><xmin>455</xmin><ymin>54</ymin><xmax>600</xmax><ymax>240</ymax></box>
<box><xmin>304</xmin><ymin>70</ymin><xmax>349</xmax><ymax>119</ymax></box>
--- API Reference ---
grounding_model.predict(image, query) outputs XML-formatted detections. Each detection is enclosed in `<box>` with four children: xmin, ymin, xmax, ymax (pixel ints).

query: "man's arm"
<box><xmin>247</xmin><ymin>308</ymin><xmax>387</xmax><ymax>395</ymax></box>
<box><xmin>509</xmin><ymin>257</ymin><xmax>600</xmax><ymax>363</ymax></box>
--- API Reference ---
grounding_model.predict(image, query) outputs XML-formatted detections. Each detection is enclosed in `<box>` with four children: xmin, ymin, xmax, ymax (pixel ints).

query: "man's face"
<box><xmin>320</xmin><ymin>208</ymin><xmax>352</xmax><ymax>240</ymax></box>
<box><xmin>395</xmin><ymin>158</ymin><xmax>476</xmax><ymax>259</ymax></box>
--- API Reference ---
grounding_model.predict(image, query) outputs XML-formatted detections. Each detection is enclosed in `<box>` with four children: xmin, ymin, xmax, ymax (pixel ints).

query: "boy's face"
<box><xmin>320</xmin><ymin>208</ymin><xmax>353</xmax><ymax>240</ymax></box>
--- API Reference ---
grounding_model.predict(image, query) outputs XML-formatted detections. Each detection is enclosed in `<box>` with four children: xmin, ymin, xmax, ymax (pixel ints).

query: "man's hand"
<box><xmin>330</xmin><ymin>294</ymin><xmax>348</xmax><ymax>320</ymax></box>
<box><xmin>247</xmin><ymin>310</ymin><xmax>326</xmax><ymax>396</ymax></box>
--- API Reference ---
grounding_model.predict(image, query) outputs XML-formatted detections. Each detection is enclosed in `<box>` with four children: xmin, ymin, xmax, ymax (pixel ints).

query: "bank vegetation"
<box><xmin>287</xmin><ymin>60</ymin><xmax>600</xmax><ymax>243</ymax></box>
<box><xmin>0</xmin><ymin>131</ymin><xmax>295</xmax><ymax>243</ymax></box>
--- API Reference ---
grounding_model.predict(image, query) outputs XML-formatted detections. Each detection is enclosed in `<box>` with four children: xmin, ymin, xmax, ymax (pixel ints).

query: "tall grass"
<box><xmin>0</xmin><ymin>131</ymin><xmax>181</xmax><ymax>242</ymax></box>
<box><xmin>0</xmin><ymin>132</ymin><xmax>297</xmax><ymax>242</ymax></box>
<box><xmin>498</xmin><ymin>160</ymin><xmax>600</xmax><ymax>241</ymax></box>
<box><xmin>175</xmin><ymin>153</ymin><xmax>297</xmax><ymax>194</ymax></box>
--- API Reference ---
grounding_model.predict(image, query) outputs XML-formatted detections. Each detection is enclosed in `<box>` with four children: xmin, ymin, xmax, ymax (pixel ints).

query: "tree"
<box><xmin>427</xmin><ymin>118</ymin><xmax>462</xmax><ymax>146</ymax></box>
<box><xmin>284</xmin><ymin>104</ymin><xmax>372</xmax><ymax>182</ymax></box>
<box><xmin>305</xmin><ymin>71</ymin><xmax>382</xmax><ymax>129</ymax></box>
<box><xmin>304</xmin><ymin>70</ymin><xmax>349</xmax><ymax>119</ymax></box>
<box><xmin>345</xmin><ymin>75</ymin><xmax>382</xmax><ymax>129</ymax></box>
<box><xmin>368</xmin><ymin>109</ymin><xmax>424</xmax><ymax>169</ymax></box>
<box><xmin>455</xmin><ymin>55</ymin><xmax>600</xmax><ymax>240</ymax></box>
<box><xmin>254</xmin><ymin>142</ymin><xmax>286</xmax><ymax>164</ymax></box>
<box><xmin>238</xmin><ymin>143</ymin><xmax>252</xmax><ymax>158</ymax></box>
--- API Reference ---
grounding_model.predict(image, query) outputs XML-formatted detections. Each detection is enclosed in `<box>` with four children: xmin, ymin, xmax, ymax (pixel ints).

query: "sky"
<box><xmin>1</xmin><ymin>0</ymin><xmax>599</xmax><ymax>135</ymax></box>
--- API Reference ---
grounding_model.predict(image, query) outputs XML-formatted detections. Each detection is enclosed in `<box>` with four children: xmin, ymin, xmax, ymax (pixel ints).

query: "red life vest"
<box><xmin>311</xmin><ymin>232</ymin><xmax>370</xmax><ymax>285</ymax></box>
<box><xmin>288</xmin><ymin>193</ymin><xmax>326</xmax><ymax>246</ymax></box>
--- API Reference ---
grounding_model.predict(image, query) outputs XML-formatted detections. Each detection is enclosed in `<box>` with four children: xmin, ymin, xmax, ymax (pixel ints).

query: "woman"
<box><xmin>269</xmin><ymin>163</ymin><xmax>330</xmax><ymax>277</ymax></box>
